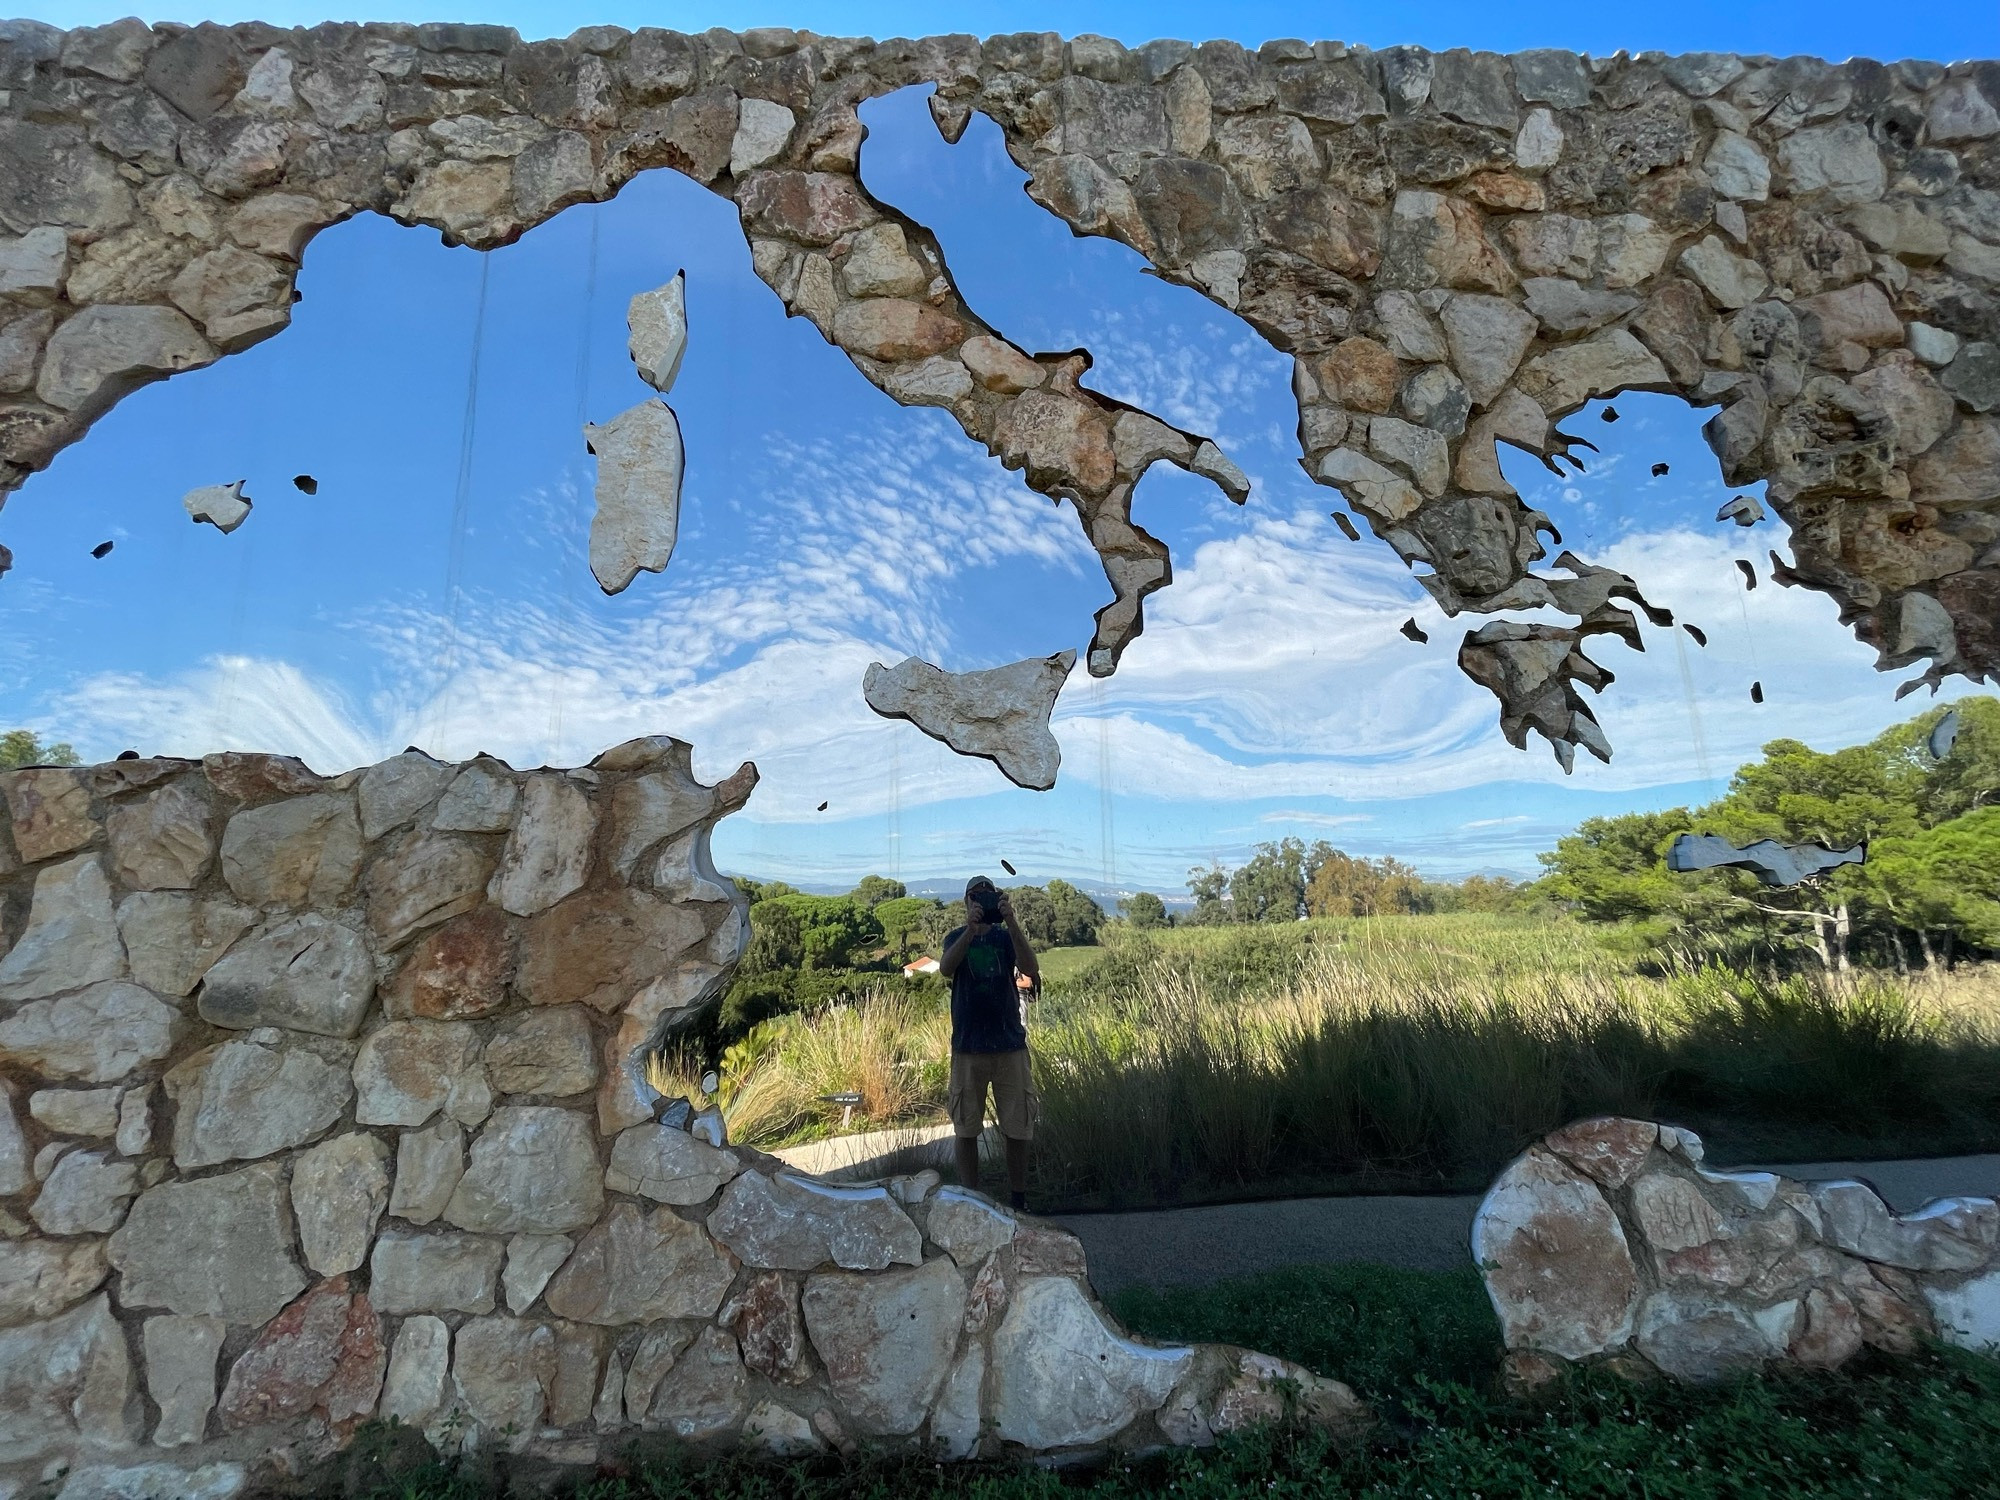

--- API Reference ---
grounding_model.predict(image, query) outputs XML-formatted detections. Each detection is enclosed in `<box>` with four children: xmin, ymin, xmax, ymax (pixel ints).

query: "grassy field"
<box><xmin>679</xmin><ymin>914</ymin><xmax>2000</xmax><ymax>1211</ymax></box>
<box><xmin>329</xmin><ymin>1262</ymin><xmax>2000</xmax><ymax>1499</ymax></box>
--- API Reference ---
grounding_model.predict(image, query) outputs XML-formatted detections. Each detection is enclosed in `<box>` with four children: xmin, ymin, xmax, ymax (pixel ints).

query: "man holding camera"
<box><xmin>939</xmin><ymin>875</ymin><xmax>1040</xmax><ymax>1211</ymax></box>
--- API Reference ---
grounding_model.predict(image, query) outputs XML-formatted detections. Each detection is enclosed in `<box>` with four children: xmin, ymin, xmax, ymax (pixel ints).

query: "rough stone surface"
<box><xmin>214</xmin><ymin>1276</ymin><xmax>383</xmax><ymax>1432</ymax></box>
<box><xmin>604</xmin><ymin>1121</ymin><xmax>743</xmax><ymax>1204</ymax></box>
<box><xmin>351</xmin><ymin>1019</ymin><xmax>489</xmax><ymax>1128</ymax></box>
<box><xmin>0</xmin><ymin>1237</ymin><xmax>107</xmax><ymax>1327</ymax></box>
<box><xmin>108</xmin><ymin>1162</ymin><xmax>305</xmax><ymax>1324</ymax></box>
<box><xmin>0</xmin><ymin>855</ymin><xmax>127</xmax><ymax>1003</ymax></box>
<box><xmin>484</xmin><ymin>1007</ymin><xmax>597</xmax><ymax>1097</ymax></box>
<box><xmin>105</xmin><ymin>781</ymin><xmax>213</xmax><ymax>891</ymax></box>
<box><xmin>291</xmin><ymin>1133</ymin><xmax>391</xmax><ymax>1276</ymax></box>
<box><xmin>585</xmin><ymin>399</ymin><xmax>683</xmax><ymax>595</ymax></box>
<box><xmin>444</xmin><ymin>1107</ymin><xmax>605</xmax><ymax>1234</ymax></box>
<box><xmin>0</xmin><ymin>1295</ymin><xmax>138</xmax><ymax>1463</ymax></box>
<box><xmin>166</xmin><ymin>1030</ymin><xmax>352</xmax><ymax>1169</ymax></box>
<box><xmin>863</xmin><ymin>652</ymin><xmax>1074</xmax><ymax>790</ymax></box>
<box><xmin>627</xmin><ymin>271</ymin><xmax>687</xmax><ymax>394</ymax></box>
<box><xmin>197</xmin><ymin>914</ymin><xmax>374</xmax><ymax>1037</ymax></box>
<box><xmin>489</xmin><ymin>777</ymin><xmax>594</xmax><ymax>917</ymax></box>
<box><xmin>709</xmin><ymin>1170</ymin><xmax>923</xmax><ymax>1271</ymax></box>
<box><xmin>383</xmin><ymin>909</ymin><xmax>515</xmax><ymax>1020</ymax></box>
<box><xmin>116</xmin><ymin>892</ymin><xmax>255</xmax><ymax>997</ymax></box>
<box><xmin>544</xmin><ymin>1201</ymin><xmax>734</xmax><ymax>1323</ymax></box>
<box><xmin>389</xmin><ymin>1119</ymin><xmax>465</xmax><ymax>1225</ymax></box>
<box><xmin>803</xmin><ymin>1257</ymin><xmax>965</xmax><ymax>1435</ymax></box>
<box><xmin>31</xmin><ymin>1150</ymin><xmax>137</xmax><ymax>1234</ymax></box>
<box><xmin>0</xmin><ymin>981</ymin><xmax>179</xmax><ymax>1083</ymax></box>
<box><xmin>501</xmin><ymin>1233</ymin><xmax>573</xmax><ymax>1314</ymax></box>
<box><xmin>1473</xmin><ymin>1148</ymin><xmax>1641</xmax><ymax>1360</ymax></box>
<box><xmin>990</xmin><ymin>1276</ymin><xmax>1191</xmax><ymax>1449</ymax></box>
<box><xmin>368</xmin><ymin>1230</ymin><xmax>503</xmax><ymax>1315</ymax></box>
<box><xmin>143</xmin><ymin>1315</ymin><xmax>226</xmax><ymax>1447</ymax></box>
<box><xmin>219</xmin><ymin>793</ymin><xmax>363</xmax><ymax>908</ymax></box>
<box><xmin>356</xmin><ymin>752</ymin><xmax>454</xmax><ymax>842</ymax></box>
<box><xmin>1479</xmin><ymin>1118</ymin><xmax>2000</xmax><ymax>1383</ymax></box>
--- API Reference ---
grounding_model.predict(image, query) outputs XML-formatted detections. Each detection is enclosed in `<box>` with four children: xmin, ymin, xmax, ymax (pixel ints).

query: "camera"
<box><xmin>973</xmin><ymin>887</ymin><xmax>1001</xmax><ymax>922</ymax></box>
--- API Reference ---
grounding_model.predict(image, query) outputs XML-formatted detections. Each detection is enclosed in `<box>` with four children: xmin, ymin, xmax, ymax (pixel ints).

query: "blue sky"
<box><xmin>3</xmin><ymin>4</ymin><xmax>1994</xmax><ymax>894</ymax></box>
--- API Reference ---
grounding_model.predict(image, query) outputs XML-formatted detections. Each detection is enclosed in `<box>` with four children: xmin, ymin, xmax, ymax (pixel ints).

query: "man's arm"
<box><xmin>939</xmin><ymin>900</ymin><xmax>983</xmax><ymax>978</ymax></box>
<box><xmin>996</xmin><ymin>893</ymin><xmax>1039</xmax><ymax>989</ymax></box>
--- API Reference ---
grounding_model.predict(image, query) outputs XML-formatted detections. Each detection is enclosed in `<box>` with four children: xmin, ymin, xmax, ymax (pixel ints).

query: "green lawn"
<box><xmin>333</xmin><ymin>1262</ymin><xmax>2000</xmax><ymax>1500</ymax></box>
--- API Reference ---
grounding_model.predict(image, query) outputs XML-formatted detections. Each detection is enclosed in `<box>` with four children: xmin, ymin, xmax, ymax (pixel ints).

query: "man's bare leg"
<box><xmin>1005</xmin><ymin>1137</ymin><xmax>1029</xmax><ymax>1204</ymax></box>
<box><xmin>955</xmin><ymin>1136</ymin><xmax>981</xmax><ymax>1192</ymax></box>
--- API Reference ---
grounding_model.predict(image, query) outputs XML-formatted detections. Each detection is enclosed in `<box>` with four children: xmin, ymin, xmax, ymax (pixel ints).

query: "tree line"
<box><xmin>1539</xmin><ymin>697</ymin><xmax>1998</xmax><ymax>973</ymax></box>
<box><xmin>1172</xmin><ymin>841</ymin><xmax>1524</xmax><ymax>925</ymax></box>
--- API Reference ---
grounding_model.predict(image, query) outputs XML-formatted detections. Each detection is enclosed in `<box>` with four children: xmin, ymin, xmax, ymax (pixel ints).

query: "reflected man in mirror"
<box><xmin>939</xmin><ymin>874</ymin><xmax>1040</xmax><ymax>1211</ymax></box>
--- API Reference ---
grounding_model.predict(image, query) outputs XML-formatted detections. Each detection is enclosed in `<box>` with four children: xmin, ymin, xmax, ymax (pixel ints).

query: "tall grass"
<box><xmin>702</xmin><ymin>916</ymin><xmax>2000</xmax><ymax>1209</ymax></box>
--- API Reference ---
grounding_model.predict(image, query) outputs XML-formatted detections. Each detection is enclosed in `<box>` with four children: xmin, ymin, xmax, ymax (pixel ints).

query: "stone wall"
<box><xmin>1475</xmin><ymin>1116</ymin><xmax>2000</xmax><ymax>1385</ymax></box>
<box><xmin>0</xmin><ymin>22</ymin><xmax>1994</xmax><ymax>763</ymax></box>
<box><xmin>0</xmin><ymin>742</ymin><xmax>1363</xmax><ymax>1497</ymax></box>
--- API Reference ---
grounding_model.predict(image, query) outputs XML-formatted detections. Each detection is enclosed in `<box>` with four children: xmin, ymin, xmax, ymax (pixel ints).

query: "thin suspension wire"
<box><xmin>548</xmin><ymin>215</ymin><xmax>601</xmax><ymax>763</ymax></box>
<box><xmin>430</xmin><ymin>252</ymin><xmax>492</xmax><ymax>750</ymax></box>
<box><xmin>1094</xmin><ymin>675</ymin><xmax>1116</xmax><ymax>890</ymax></box>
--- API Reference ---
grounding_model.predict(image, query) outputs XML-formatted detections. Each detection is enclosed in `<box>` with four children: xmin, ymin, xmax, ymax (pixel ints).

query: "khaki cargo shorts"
<box><xmin>948</xmin><ymin>1048</ymin><xmax>1038</xmax><ymax>1141</ymax></box>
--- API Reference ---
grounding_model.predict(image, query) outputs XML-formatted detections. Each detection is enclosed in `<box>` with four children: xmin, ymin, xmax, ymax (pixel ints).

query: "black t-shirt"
<box><xmin>946</xmin><ymin>925</ymin><xmax>1025</xmax><ymax>1054</ymax></box>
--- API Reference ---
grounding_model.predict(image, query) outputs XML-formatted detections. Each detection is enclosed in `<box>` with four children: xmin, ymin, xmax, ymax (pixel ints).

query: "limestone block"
<box><xmin>962</xmin><ymin>335</ymin><xmax>1044</xmax><ymax>393</ymax></box>
<box><xmin>291</xmin><ymin>1132</ymin><xmax>391</xmax><ymax>1275</ymax></box>
<box><xmin>1811</xmin><ymin>1182</ymin><xmax>1996</xmax><ymax>1271</ymax></box>
<box><xmin>606</xmin><ymin>762</ymin><xmax>712</xmax><ymax>880</ymax></box>
<box><xmin>201</xmin><ymin>752</ymin><xmax>327</xmax><ymax>805</ymax></box>
<box><xmin>543</xmin><ymin>1201</ymin><xmax>733</xmax><ymax>1322</ymax></box>
<box><xmin>1852</xmin><ymin>358</ymin><xmax>1954</xmax><ymax>458</ymax></box>
<box><xmin>219</xmin><ymin>792</ymin><xmax>364</xmax><ymax>907</ymax></box>
<box><xmin>1634</xmin><ymin>1289</ymin><xmax>1785</xmax><ymax>1382</ymax></box>
<box><xmin>0</xmin><ymin>1238</ymin><xmax>109</xmax><ymax>1327</ymax></box>
<box><xmin>384</xmin><ymin>908</ymin><xmax>516</xmax><ymax>1019</ymax></box>
<box><xmin>0</xmin><ymin>226</ymin><xmax>68</xmax><ymax>299</ymax></box>
<box><xmin>450</xmin><ymin>1315</ymin><xmax>555</xmax><ymax>1436</ymax></box>
<box><xmin>36</xmin><ymin>304</ymin><xmax>214</xmax><ymax>416</ymax></box>
<box><xmin>357</xmin><ymin>750</ymin><xmax>454</xmax><ymax>840</ymax></box>
<box><xmin>53</xmin><ymin>1464</ymin><xmax>247</xmax><ymax>1500</ymax></box>
<box><xmin>143</xmin><ymin>1315</ymin><xmax>225</xmax><ymax>1447</ymax></box>
<box><xmin>103</xmin><ymin>781</ymin><xmax>211</xmax><ymax>891</ymax></box>
<box><xmin>1504</xmin><ymin>213</ymin><xmax>1598</xmax><ymax>280</ymax></box>
<box><xmin>116</xmin><ymin>891</ymin><xmax>255</xmax><ymax>997</ymax></box>
<box><xmin>489</xmin><ymin>776</ymin><xmax>595</xmax><ymax>916</ymax></box>
<box><xmin>989</xmin><ymin>1276</ymin><xmax>1190</xmax><ymax>1448</ymax></box>
<box><xmin>1927</xmin><ymin>78</ymin><xmax>2000</xmax><ymax>143</ymax></box>
<box><xmin>1778</xmin><ymin>121</ymin><xmax>1884</xmax><ymax>204</ymax></box>
<box><xmin>0</xmin><ymin>1080</ymin><xmax>30</xmax><ymax>1195</ymax></box>
<box><xmin>369</xmin><ymin>1229</ymin><xmax>503</xmax><ymax>1315</ymax></box>
<box><xmin>390</xmin><ymin>1119</ymin><xmax>465</xmax><ymax>1225</ymax></box>
<box><xmin>215</xmin><ymin>1275</ymin><xmax>384</xmax><ymax>1430</ymax></box>
<box><xmin>0</xmin><ymin>767</ymin><xmax>95</xmax><ymax>863</ymax></box>
<box><xmin>29</xmin><ymin>1086</ymin><xmax>122</xmax><ymax>1137</ymax></box>
<box><xmin>109</xmin><ymin>1161</ymin><xmax>306</xmax><ymax>1324</ymax></box>
<box><xmin>502</xmin><ymin>1233</ymin><xmax>573</xmax><ymax>1313</ymax></box>
<box><xmin>925</xmin><ymin>1188</ymin><xmax>1017</xmax><ymax>1266</ymax></box>
<box><xmin>1678</xmin><ymin>235</ymin><xmax>1770</xmax><ymax>308</ymax></box>
<box><xmin>930</xmin><ymin>1343</ymin><xmax>983</xmax><ymax>1458</ymax></box>
<box><xmin>167</xmin><ymin>1030</ymin><xmax>352</xmax><ymax>1169</ymax></box>
<box><xmin>801</xmin><ymin>1257</ymin><xmax>964</xmax><ymax>1435</ymax></box>
<box><xmin>624</xmin><ymin>272</ymin><xmax>687</xmax><ymax>392</ymax></box>
<box><xmin>708</xmin><ymin>1170</ymin><xmax>922</xmax><ymax>1271</ymax></box>
<box><xmin>0</xmin><ymin>982</ymin><xmax>180</xmax><ymax>1083</ymax></box>
<box><xmin>1545</xmin><ymin>1117</ymin><xmax>1657</xmax><ymax>1189</ymax></box>
<box><xmin>432</xmin><ymin>762</ymin><xmax>518</xmax><ymax>832</ymax></box>
<box><xmin>444</xmin><ymin>1106</ymin><xmax>604</xmax><ymax>1233</ymax></box>
<box><xmin>517</xmin><ymin>886</ymin><xmax>707</xmax><ymax>1012</ymax></box>
<box><xmin>722</xmin><ymin>1271</ymin><xmax>807</xmax><ymax>1383</ymax></box>
<box><xmin>1597</xmin><ymin>213</ymin><xmax>1675</xmax><ymax>288</ymax></box>
<box><xmin>353</xmin><ymin>1019</ymin><xmax>489</xmax><ymax>1128</ymax></box>
<box><xmin>604</xmin><ymin>1121</ymin><xmax>742</xmax><ymax>1204</ymax></box>
<box><xmin>1925</xmin><ymin>1268</ymin><xmax>2000</xmax><ymax>1352</ymax></box>
<box><xmin>862</xmin><ymin>651</ymin><xmax>1073</xmax><ymax>791</ymax></box>
<box><xmin>366</xmin><ymin>831</ymin><xmax>493</xmax><ymax>949</ymax></box>
<box><xmin>1515</xmin><ymin>328</ymin><xmax>1671</xmax><ymax>416</ymax></box>
<box><xmin>1473</xmin><ymin>1148</ymin><xmax>1640</xmax><ymax>1360</ymax></box>
<box><xmin>643</xmin><ymin>1324</ymin><xmax>744</xmax><ymax>1438</ymax></box>
<box><xmin>1522</xmin><ymin>278</ymin><xmax>1640</xmax><ymax>337</ymax></box>
<box><xmin>1704</xmin><ymin>131</ymin><xmax>1770</xmax><ymax>202</ymax></box>
<box><xmin>380</xmin><ymin>1314</ymin><xmax>450</xmax><ymax>1426</ymax></box>
<box><xmin>0</xmin><ymin>303</ymin><xmax>53</xmax><ymax>393</ymax></box>
<box><xmin>0</xmin><ymin>1295</ymin><xmax>138</xmax><ymax>1463</ymax></box>
<box><xmin>196</xmin><ymin>913</ymin><xmax>374</xmax><ymax>1037</ymax></box>
<box><xmin>0</xmin><ymin>854</ymin><xmax>127</xmax><ymax>1002</ymax></box>
<box><xmin>585</xmin><ymin>399</ymin><xmax>683</xmax><ymax>596</ymax></box>
<box><xmin>168</xmin><ymin>246</ymin><xmax>292</xmax><ymax>348</ymax></box>
<box><xmin>1630</xmin><ymin>1172</ymin><xmax>1725</xmax><ymax>1252</ymax></box>
<box><xmin>485</xmin><ymin>1006</ymin><xmax>598</xmax><ymax>1097</ymax></box>
<box><xmin>30</xmin><ymin>1149</ymin><xmax>137</xmax><ymax>1233</ymax></box>
<box><xmin>1368</xmin><ymin>415</ymin><xmax>1450</xmax><ymax>496</ymax></box>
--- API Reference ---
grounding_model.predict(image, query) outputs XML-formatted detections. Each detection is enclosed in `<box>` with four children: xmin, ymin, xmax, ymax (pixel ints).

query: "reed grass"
<box><xmin>682</xmin><ymin>916</ymin><xmax>2000</xmax><ymax>1209</ymax></box>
